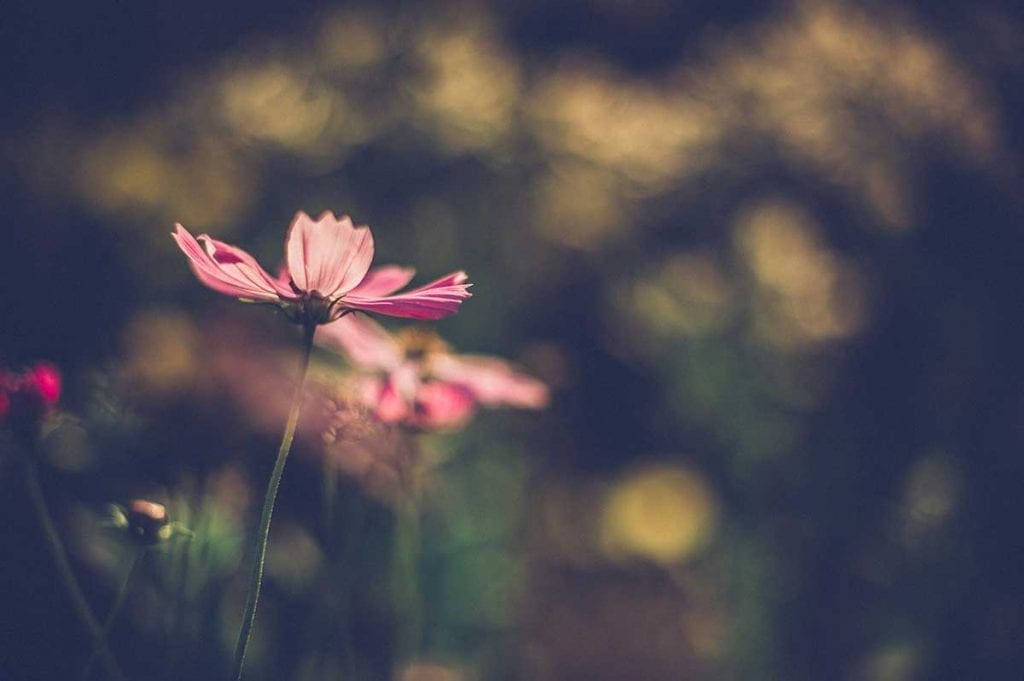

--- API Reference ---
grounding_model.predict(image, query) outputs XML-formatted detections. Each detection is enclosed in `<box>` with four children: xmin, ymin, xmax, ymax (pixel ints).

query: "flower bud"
<box><xmin>124</xmin><ymin>499</ymin><xmax>173</xmax><ymax>545</ymax></box>
<box><xmin>1</xmin><ymin>362</ymin><xmax>62</xmax><ymax>439</ymax></box>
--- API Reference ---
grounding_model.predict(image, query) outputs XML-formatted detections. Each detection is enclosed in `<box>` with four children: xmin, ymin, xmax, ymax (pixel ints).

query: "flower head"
<box><xmin>0</xmin><ymin>362</ymin><xmax>62</xmax><ymax>432</ymax></box>
<box><xmin>29</xmin><ymin>363</ymin><xmax>62</xmax><ymax>406</ymax></box>
<box><xmin>317</xmin><ymin>314</ymin><xmax>549</xmax><ymax>430</ymax></box>
<box><xmin>125</xmin><ymin>499</ymin><xmax>171</xmax><ymax>544</ymax></box>
<box><xmin>109</xmin><ymin>499</ymin><xmax>189</xmax><ymax>545</ymax></box>
<box><xmin>173</xmin><ymin>211</ymin><xmax>472</xmax><ymax>325</ymax></box>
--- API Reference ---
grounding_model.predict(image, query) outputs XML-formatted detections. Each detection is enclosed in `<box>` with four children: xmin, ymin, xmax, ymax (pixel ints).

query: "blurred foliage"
<box><xmin>3</xmin><ymin>0</ymin><xmax>1024</xmax><ymax>679</ymax></box>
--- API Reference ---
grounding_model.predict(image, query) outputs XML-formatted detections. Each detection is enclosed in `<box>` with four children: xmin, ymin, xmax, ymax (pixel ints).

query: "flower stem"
<box><xmin>22</xmin><ymin>454</ymin><xmax>127</xmax><ymax>681</ymax></box>
<box><xmin>82</xmin><ymin>548</ymin><xmax>144</xmax><ymax>680</ymax></box>
<box><xmin>165</xmin><ymin>531</ymin><xmax>194</xmax><ymax>681</ymax></box>
<box><xmin>230</xmin><ymin>322</ymin><xmax>316</xmax><ymax>681</ymax></box>
<box><xmin>394</xmin><ymin>496</ymin><xmax>424</xmax><ymax>661</ymax></box>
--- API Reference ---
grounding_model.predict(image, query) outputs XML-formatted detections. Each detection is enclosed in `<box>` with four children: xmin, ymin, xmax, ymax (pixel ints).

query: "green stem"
<box><xmin>394</xmin><ymin>498</ymin><xmax>424</xmax><ymax>661</ymax></box>
<box><xmin>165</xmin><ymin>531</ymin><xmax>194</xmax><ymax>681</ymax></box>
<box><xmin>22</xmin><ymin>454</ymin><xmax>127</xmax><ymax>681</ymax></box>
<box><xmin>318</xmin><ymin>455</ymin><xmax>339</xmax><ymax>670</ymax></box>
<box><xmin>230</xmin><ymin>322</ymin><xmax>316</xmax><ymax>681</ymax></box>
<box><xmin>82</xmin><ymin>549</ymin><xmax>145</xmax><ymax>680</ymax></box>
<box><xmin>316</xmin><ymin>458</ymin><xmax>361</xmax><ymax>677</ymax></box>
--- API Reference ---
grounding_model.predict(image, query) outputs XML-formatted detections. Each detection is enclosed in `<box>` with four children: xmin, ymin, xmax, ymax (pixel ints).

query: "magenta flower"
<box><xmin>0</xmin><ymin>362</ymin><xmax>62</xmax><ymax>432</ymax></box>
<box><xmin>31</xmin><ymin>363</ymin><xmax>62</xmax><ymax>406</ymax></box>
<box><xmin>317</xmin><ymin>313</ymin><xmax>549</xmax><ymax>430</ymax></box>
<box><xmin>172</xmin><ymin>211</ymin><xmax>472</xmax><ymax>324</ymax></box>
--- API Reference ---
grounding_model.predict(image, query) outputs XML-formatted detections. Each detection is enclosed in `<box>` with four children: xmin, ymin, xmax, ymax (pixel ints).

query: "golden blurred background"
<box><xmin>2</xmin><ymin>1</ymin><xmax>1024</xmax><ymax>679</ymax></box>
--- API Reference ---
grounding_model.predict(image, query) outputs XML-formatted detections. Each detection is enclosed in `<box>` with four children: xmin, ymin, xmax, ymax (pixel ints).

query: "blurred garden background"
<box><xmin>3</xmin><ymin>0</ymin><xmax>1024</xmax><ymax>679</ymax></box>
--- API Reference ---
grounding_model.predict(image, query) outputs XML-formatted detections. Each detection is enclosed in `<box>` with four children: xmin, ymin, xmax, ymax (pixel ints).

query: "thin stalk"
<box><xmin>316</xmin><ymin>459</ymin><xmax>360</xmax><ymax>678</ymax></box>
<box><xmin>230</xmin><ymin>322</ymin><xmax>316</xmax><ymax>681</ymax></box>
<box><xmin>22</xmin><ymin>455</ymin><xmax>127</xmax><ymax>681</ymax></box>
<box><xmin>165</xmin><ymin>532</ymin><xmax>194</xmax><ymax>681</ymax></box>
<box><xmin>394</xmin><ymin>497</ymin><xmax>424</xmax><ymax>661</ymax></box>
<box><xmin>340</xmin><ymin>492</ymin><xmax>362</xmax><ymax>679</ymax></box>
<box><xmin>319</xmin><ymin>455</ymin><xmax>339</xmax><ymax>669</ymax></box>
<box><xmin>82</xmin><ymin>549</ymin><xmax>145</xmax><ymax>680</ymax></box>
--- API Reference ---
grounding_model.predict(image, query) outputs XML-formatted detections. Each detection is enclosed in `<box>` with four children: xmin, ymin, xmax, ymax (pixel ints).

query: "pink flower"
<box><xmin>0</xmin><ymin>362</ymin><xmax>62</xmax><ymax>430</ymax></box>
<box><xmin>172</xmin><ymin>211</ymin><xmax>472</xmax><ymax>324</ymax></box>
<box><xmin>29</xmin><ymin>363</ymin><xmax>62</xmax><ymax>406</ymax></box>
<box><xmin>317</xmin><ymin>314</ymin><xmax>549</xmax><ymax>430</ymax></box>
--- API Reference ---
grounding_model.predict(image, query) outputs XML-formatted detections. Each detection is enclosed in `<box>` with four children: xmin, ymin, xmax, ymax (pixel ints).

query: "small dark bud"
<box><xmin>125</xmin><ymin>499</ymin><xmax>172</xmax><ymax>545</ymax></box>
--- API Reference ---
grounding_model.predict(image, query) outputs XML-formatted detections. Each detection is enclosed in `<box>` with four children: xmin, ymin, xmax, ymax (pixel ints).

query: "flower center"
<box><xmin>303</xmin><ymin>291</ymin><xmax>335</xmax><ymax>325</ymax></box>
<box><xmin>394</xmin><ymin>327</ymin><xmax>449</xmax><ymax>361</ymax></box>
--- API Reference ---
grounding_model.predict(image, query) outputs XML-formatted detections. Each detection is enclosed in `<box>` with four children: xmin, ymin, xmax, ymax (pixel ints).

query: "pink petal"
<box><xmin>430</xmin><ymin>354</ymin><xmax>549</xmax><ymax>408</ymax></box>
<box><xmin>285</xmin><ymin>211</ymin><xmax>374</xmax><ymax>297</ymax></box>
<box><xmin>374</xmin><ymin>377</ymin><xmax>411</xmax><ymax>423</ymax></box>
<box><xmin>172</xmin><ymin>224</ymin><xmax>292</xmax><ymax>301</ymax></box>
<box><xmin>275</xmin><ymin>263</ymin><xmax>292</xmax><ymax>288</ymax></box>
<box><xmin>340</xmin><ymin>271</ymin><xmax>473</xmax><ymax>320</ymax></box>
<box><xmin>412</xmin><ymin>382</ymin><xmax>477</xmax><ymax>430</ymax></box>
<box><xmin>348</xmin><ymin>266</ymin><xmax>416</xmax><ymax>297</ymax></box>
<box><xmin>316</xmin><ymin>314</ymin><xmax>402</xmax><ymax>370</ymax></box>
<box><xmin>200</xmin><ymin>236</ymin><xmax>299</xmax><ymax>296</ymax></box>
<box><xmin>349</xmin><ymin>365</ymin><xmax>421</xmax><ymax>424</ymax></box>
<box><xmin>390</xmin><ymin>362</ymin><xmax>422</xmax><ymax>400</ymax></box>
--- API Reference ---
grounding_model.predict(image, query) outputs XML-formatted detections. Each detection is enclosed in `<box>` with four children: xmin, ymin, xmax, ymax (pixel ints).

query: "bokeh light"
<box><xmin>2</xmin><ymin>0</ymin><xmax>1023</xmax><ymax>678</ymax></box>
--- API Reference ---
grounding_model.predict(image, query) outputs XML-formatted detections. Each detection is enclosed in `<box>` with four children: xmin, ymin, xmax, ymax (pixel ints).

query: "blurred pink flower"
<box><xmin>0</xmin><ymin>362</ymin><xmax>62</xmax><ymax>429</ymax></box>
<box><xmin>317</xmin><ymin>314</ymin><xmax>549</xmax><ymax>430</ymax></box>
<box><xmin>30</xmin><ymin>363</ymin><xmax>62</xmax><ymax>406</ymax></box>
<box><xmin>172</xmin><ymin>211</ymin><xmax>471</xmax><ymax>324</ymax></box>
